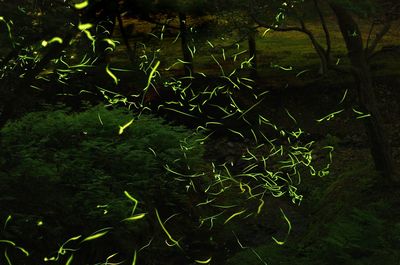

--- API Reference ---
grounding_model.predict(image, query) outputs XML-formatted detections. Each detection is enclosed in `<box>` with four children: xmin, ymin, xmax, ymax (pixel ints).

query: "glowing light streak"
<box><xmin>155</xmin><ymin>209</ymin><xmax>182</xmax><ymax>249</ymax></box>
<box><xmin>74</xmin><ymin>0</ymin><xmax>89</xmax><ymax>9</ymax></box>
<box><xmin>316</xmin><ymin>109</ymin><xmax>344</xmax><ymax>122</ymax></box>
<box><xmin>224</xmin><ymin>209</ymin><xmax>246</xmax><ymax>224</ymax></box>
<box><xmin>81</xmin><ymin>227</ymin><xmax>112</xmax><ymax>243</ymax></box>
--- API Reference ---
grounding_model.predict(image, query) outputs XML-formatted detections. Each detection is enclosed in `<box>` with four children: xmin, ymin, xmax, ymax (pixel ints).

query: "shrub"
<box><xmin>0</xmin><ymin>105</ymin><xmax>205</xmax><ymax>262</ymax></box>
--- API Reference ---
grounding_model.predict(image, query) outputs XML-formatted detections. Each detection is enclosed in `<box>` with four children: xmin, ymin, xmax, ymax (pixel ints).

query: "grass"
<box><xmin>111</xmin><ymin>14</ymin><xmax>399</xmax><ymax>91</ymax></box>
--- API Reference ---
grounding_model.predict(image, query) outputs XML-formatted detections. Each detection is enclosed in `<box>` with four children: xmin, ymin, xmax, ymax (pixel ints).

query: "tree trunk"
<box><xmin>179</xmin><ymin>12</ymin><xmax>194</xmax><ymax>76</ymax></box>
<box><xmin>329</xmin><ymin>3</ymin><xmax>397</xmax><ymax>182</ymax></box>
<box><xmin>248</xmin><ymin>28</ymin><xmax>258</xmax><ymax>79</ymax></box>
<box><xmin>313</xmin><ymin>0</ymin><xmax>331</xmax><ymax>71</ymax></box>
<box><xmin>312</xmin><ymin>38</ymin><xmax>329</xmax><ymax>75</ymax></box>
<box><xmin>298</xmin><ymin>19</ymin><xmax>329</xmax><ymax>75</ymax></box>
<box><xmin>117</xmin><ymin>12</ymin><xmax>136</xmax><ymax>65</ymax></box>
<box><xmin>85</xmin><ymin>0</ymin><xmax>118</xmax><ymax>64</ymax></box>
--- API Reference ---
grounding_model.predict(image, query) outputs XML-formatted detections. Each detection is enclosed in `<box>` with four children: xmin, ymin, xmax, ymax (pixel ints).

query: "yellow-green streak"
<box><xmin>144</xmin><ymin>60</ymin><xmax>160</xmax><ymax>92</ymax></box>
<box><xmin>3</xmin><ymin>215</ymin><xmax>12</xmax><ymax>231</ymax></box>
<box><xmin>271</xmin><ymin>208</ymin><xmax>292</xmax><ymax>245</ymax></box>
<box><xmin>195</xmin><ymin>257</ymin><xmax>212</xmax><ymax>264</ymax></box>
<box><xmin>74</xmin><ymin>0</ymin><xmax>89</xmax><ymax>9</ymax></box>
<box><xmin>316</xmin><ymin>109</ymin><xmax>344</xmax><ymax>122</ymax></box>
<box><xmin>106</xmin><ymin>64</ymin><xmax>118</xmax><ymax>85</ymax></box>
<box><xmin>118</xmin><ymin>118</ymin><xmax>134</xmax><ymax>135</ymax></box>
<box><xmin>131</xmin><ymin>250</ymin><xmax>137</xmax><ymax>265</ymax></box>
<box><xmin>4</xmin><ymin>249</ymin><xmax>11</xmax><ymax>265</ymax></box>
<box><xmin>224</xmin><ymin>209</ymin><xmax>246</xmax><ymax>224</ymax></box>
<box><xmin>285</xmin><ymin>108</ymin><xmax>297</xmax><ymax>124</ymax></box>
<box><xmin>163</xmin><ymin>107</ymin><xmax>197</xmax><ymax>118</ymax></box>
<box><xmin>155</xmin><ymin>209</ymin><xmax>182</xmax><ymax>250</ymax></box>
<box><xmin>339</xmin><ymin>89</ymin><xmax>348</xmax><ymax>104</ymax></box>
<box><xmin>78</xmin><ymin>23</ymin><xmax>92</xmax><ymax>31</ymax></box>
<box><xmin>16</xmin><ymin>246</ymin><xmax>29</xmax><ymax>256</ymax></box>
<box><xmin>0</xmin><ymin>240</ymin><xmax>15</xmax><ymax>246</ymax></box>
<box><xmin>124</xmin><ymin>191</ymin><xmax>138</xmax><ymax>215</ymax></box>
<box><xmin>257</xmin><ymin>199</ymin><xmax>265</xmax><ymax>214</ymax></box>
<box><xmin>227</xmin><ymin>128</ymin><xmax>244</xmax><ymax>139</ymax></box>
<box><xmin>65</xmin><ymin>254</ymin><xmax>74</xmax><ymax>265</ymax></box>
<box><xmin>81</xmin><ymin>228</ymin><xmax>111</xmax><ymax>243</ymax></box>
<box><xmin>123</xmin><ymin>213</ymin><xmax>147</xmax><ymax>221</ymax></box>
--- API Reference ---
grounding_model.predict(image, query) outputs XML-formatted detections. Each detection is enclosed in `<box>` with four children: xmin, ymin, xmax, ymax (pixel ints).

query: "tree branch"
<box><xmin>117</xmin><ymin>12</ymin><xmax>136</xmax><ymax>64</ymax></box>
<box><xmin>313</xmin><ymin>0</ymin><xmax>331</xmax><ymax>59</ymax></box>
<box><xmin>365</xmin><ymin>21</ymin><xmax>391</xmax><ymax>57</ymax></box>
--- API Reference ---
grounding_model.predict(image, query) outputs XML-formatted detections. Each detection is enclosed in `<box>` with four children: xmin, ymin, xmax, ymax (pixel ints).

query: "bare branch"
<box><xmin>250</xmin><ymin>0</ymin><xmax>329</xmax><ymax>74</ymax></box>
<box><xmin>365</xmin><ymin>21</ymin><xmax>377</xmax><ymax>52</ymax></box>
<box><xmin>365</xmin><ymin>21</ymin><xmax>392</xmax><ymax>57</ymax></box>
<box><xmin>117</xmin><ymin>12</ymin><xmax>136</xmax><ymax>64</ymax></box>
<box><xmin>313</xmin><ymin>0</ymin><xmax>331</xmax><ymax>59</ymax></box>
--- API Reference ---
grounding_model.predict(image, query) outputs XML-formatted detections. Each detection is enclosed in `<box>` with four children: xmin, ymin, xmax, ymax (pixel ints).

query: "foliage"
<box><xmin>226</xmin><ymin>163</ymin><xmax>400</xmax><ymax>265</ymax></box>
<box><xmin>7</xmin><ymin>0</ymin><xmax>399</xmax><ymax>264</ymax></box>
<box><xmin>318</xmin><ymin>207</ymin><xmax>399</xmax><ymax>264</ymax></box>
<box><xmin>0</xmin><ymin>104</ymin><xmax>205</xmax><ymax>263</ymax></box>
<box><xmin>0</xmin><ymin>0</ymin><xmax>99</xmax><ymax>126</ymax></box>
<box><xmin>332</xmin><ymin>0</ymin><xmax>379</xmax><ymax>16</ymax></box>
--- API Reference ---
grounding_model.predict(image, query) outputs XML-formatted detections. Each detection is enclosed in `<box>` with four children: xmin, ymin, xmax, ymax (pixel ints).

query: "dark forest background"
<box><xmin>0</xmin><ymin>0</ymin><xmax>399</xmax><ymax>264</ymax></box>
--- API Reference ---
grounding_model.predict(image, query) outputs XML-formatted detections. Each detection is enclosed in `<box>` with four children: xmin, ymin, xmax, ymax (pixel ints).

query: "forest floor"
<box><xmin>202</xmin><ymin>69</ymin><xmax>400</xmax><ymax>264</ymax></box>
<box><xmin>210</xmin><ymin>49</ymin><xmax>400</xmax><ymax>262</ymax></box>
<box><xmin>110</xmin><ymin>16</ymin><xmax>400</xmax><ymax>264</ymax></box>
